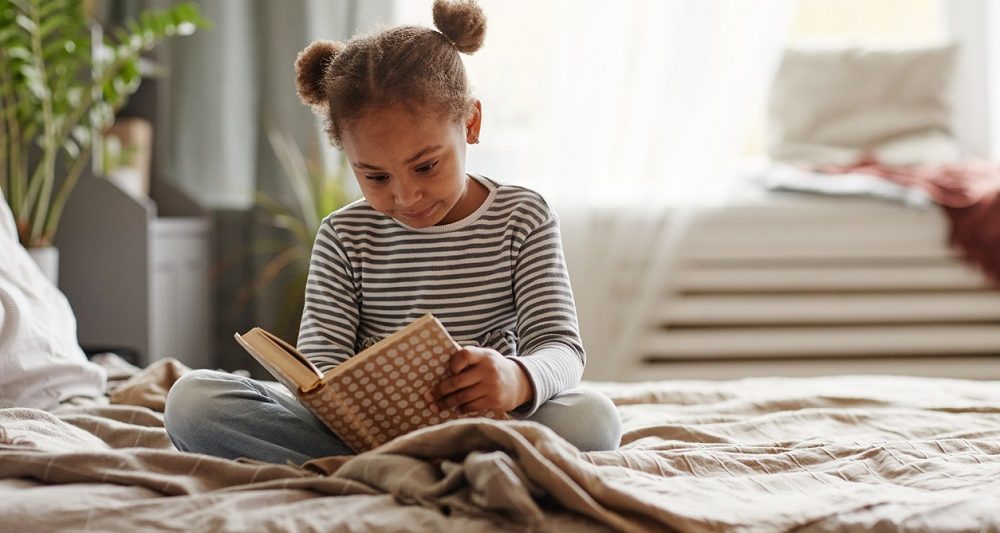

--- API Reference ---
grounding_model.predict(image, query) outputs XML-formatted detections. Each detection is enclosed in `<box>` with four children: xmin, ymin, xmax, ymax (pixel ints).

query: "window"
<box><xmin>790</xmin><ymin>0</ymin><xmax>945</xmax><ymax>43</ymax></box>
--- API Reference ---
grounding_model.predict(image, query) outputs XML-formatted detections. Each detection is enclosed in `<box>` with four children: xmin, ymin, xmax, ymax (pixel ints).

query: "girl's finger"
<box><xmin>456</xmin><ymin>396</ymin><xmax>494</xmax><ymax>414</ymax></box>
<box><xmin>448</xmin><ymin>346</ymin><xmax>487</xmax><ymax>375</ymax></box>
<box><xmin>430</xmin><ymin>366</ymin><xmax>481</xmax><ymax>399</ymax></box>
<box><xmin>436</xmin><ymin>384</ymin><xmax>487</xmax><ymax>412</ymax></box>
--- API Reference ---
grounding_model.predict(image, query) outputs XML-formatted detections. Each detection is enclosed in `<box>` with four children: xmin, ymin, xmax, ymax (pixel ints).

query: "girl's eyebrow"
<box><xmin>355</xmin><ymin>145</ymin><xmax>442</xmax><ymax>171</ymax></box>
<box><xmin>405</xmin><ymin>145</ymin><xmax>442</xmax><ymax>164</ymax></box>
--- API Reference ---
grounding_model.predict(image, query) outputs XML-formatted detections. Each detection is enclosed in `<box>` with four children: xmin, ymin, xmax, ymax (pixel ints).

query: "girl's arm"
<box><xmin>296</xmin><ymin>221</ymin><xmax>361</xmax><ymax>372</ymax></box>
<box><xmin>509</xmin><ymin>211</ymin><xmax>586</xmax><ymax>417</ymax></box>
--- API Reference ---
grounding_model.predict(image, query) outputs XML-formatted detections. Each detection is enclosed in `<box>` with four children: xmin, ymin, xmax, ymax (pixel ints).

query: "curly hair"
<box><xmin>294</xmin><ymin>0</ymin><xmax>487</xmax><ymax>148</ymax></box>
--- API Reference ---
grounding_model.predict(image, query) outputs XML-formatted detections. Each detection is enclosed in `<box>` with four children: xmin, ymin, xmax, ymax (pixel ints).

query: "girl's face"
<box><xmin>340</xmin><ymin>101</ymin><xmax>483</xmax><ymax>228</ymax></box>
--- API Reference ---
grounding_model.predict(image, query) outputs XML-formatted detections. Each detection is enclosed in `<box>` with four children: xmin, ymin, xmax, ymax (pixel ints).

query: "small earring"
<box><xmin>470</xmin><ymin>136</ymin><xmax>479</xmax><ymax>144</ymax></box>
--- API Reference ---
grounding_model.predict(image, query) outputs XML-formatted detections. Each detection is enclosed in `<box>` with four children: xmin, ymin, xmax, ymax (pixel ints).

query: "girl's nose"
<box><xmin>394</xmin><ymin>181</ymin><xmax>422</xmax><ymax>207</ymax></box>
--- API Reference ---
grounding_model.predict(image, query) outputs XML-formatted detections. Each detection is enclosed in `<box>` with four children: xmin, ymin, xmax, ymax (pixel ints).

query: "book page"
<box><xmin>235</xmin><ymin>328</ymin><xmax>322</xmax><ymax>394</ymax></box>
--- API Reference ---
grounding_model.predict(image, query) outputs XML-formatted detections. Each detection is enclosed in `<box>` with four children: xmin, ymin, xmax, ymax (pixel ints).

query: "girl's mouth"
<box><xmin>402</xmin><ymin>203</ymin><xmax>436</xmax><ymax>220</ymax></box>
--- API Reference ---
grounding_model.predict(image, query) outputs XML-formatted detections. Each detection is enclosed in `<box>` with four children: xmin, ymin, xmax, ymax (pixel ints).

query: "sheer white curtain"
<box><xmin>945</xmin><ymin>0</ymin><xmax>1000</xmax><ymax>159</ymax></box>
<box><xmin>398</xmin><ymin>0</ymin><xmax>795</xmax><ymax>379</ymax></box>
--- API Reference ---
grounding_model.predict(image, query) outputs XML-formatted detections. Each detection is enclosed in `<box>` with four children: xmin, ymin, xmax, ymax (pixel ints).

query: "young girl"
<box><xmin>165</xmin><ymin>0</ymin><xmax>621</xmax><ymax>465</ymax></box>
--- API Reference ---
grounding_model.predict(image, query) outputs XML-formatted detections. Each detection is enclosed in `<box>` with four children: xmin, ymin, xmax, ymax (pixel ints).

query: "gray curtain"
<box><xmin>162</xmin><ymin>0</ymin><xmax>387</xmax><ymax>207</ymax></box>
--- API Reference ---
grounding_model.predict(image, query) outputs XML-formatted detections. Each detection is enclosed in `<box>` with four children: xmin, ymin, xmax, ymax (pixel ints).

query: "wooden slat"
<box><xmin>692</xmin><ymin>216</ymin><xmax>947</xmax><ymax>243</ymax></box>
<box><xmin>621</xmin><ymin>356</ymin><xmax>1000</xmax><ymax>381</ymax></box>
<box><xmin>675</xmin><ymin>264</ymin><xmax>989</xmax><ymax>292</ymax></box>
<box><xmin>681</xmin><ymin>235</ymin><xmax>951</xmax><ymax>261</ymax></box>
<box><xmin>640</xmin><ymin>325</ymin><xmax>1000</xmax><ymax>359</ymax></box>
<box><xmin>656</xmin><ymin>293</ymin><xmax>1000</xmax><ymax>325</ymax></box>
<box><xmin>694</xmin><ymin>194</ymin><xmax>945</xmax><ymax>228</ymax></box>
<box><xmin>675</xmin><ymin>195</ymin><xmax>952</xmax><ymax>261</ymax></box>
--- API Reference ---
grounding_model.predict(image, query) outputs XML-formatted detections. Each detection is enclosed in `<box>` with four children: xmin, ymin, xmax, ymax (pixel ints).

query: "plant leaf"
<box><xmin>9</xmin><ymin>0</ymin><xmax>33</xmax><ymax>13</ymax></box>
<box><xmin>38</xmin><ymin>0</ymin><xmax>65</xmax><ymax>20</ymax></box>
<box><xmin>4</xmin><ymin>46</ymin><xmax>31</xmax><ymax>61</ymax></box>
<box><xmin>62</xmin><ymin>137</ymin><xmax>78</xmax><ymax>158</ymax></box>
<box><xmin>39</xmin><ymin>14</ymin><xmax>73</xmax><ymax>40</ymax></box>
<box><xmin>70</xmin><ymin>124</ymin><xmax>89</xmax><ymax>145</ymax></box>
<box><xmin>15</xmin><ymin>14</ymin><xmax>36</xmax><ymax>33</ymax></box>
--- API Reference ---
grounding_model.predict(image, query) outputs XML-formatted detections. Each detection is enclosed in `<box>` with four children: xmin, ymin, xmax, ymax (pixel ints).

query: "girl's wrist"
<box><xmin>513</xmin><ymin>361</ymin><xmax>534</xmax><ymax>408</ymax></box>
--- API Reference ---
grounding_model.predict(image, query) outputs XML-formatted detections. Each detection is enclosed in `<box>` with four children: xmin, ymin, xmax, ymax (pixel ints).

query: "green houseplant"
<box><xmin>224</xmin><ymin>129</ymin><xmax>355</xmax><ymax>341</ymax></box>
<box><xmin>0</xmin><ymin>0</ymin><xmax>208</xmax><ymax>248</ymax></box>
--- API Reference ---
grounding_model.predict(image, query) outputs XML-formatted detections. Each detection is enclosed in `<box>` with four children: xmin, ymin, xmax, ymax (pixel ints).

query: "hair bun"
<box><xmin>432</xmin><ymin>0</ymin><xmax>486</xmax><ymax>54</ymax></box>
<box><xmin>295</xmin><ymin>40</ymin><xmax>346</xmax><ymax>106</ymax></box>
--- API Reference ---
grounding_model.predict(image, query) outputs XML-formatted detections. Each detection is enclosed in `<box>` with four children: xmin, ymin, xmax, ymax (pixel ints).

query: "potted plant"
<box><xmin>222</xmin><ymin>128</ymin><xmax>356</xmax><ymax>342</ymax></box>
<box><xmin>0</xmin><ymin>0</ymin><xmax>208</xmax><ymax>277</ymax></box>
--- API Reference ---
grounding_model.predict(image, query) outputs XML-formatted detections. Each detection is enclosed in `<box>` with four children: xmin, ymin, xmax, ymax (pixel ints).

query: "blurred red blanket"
<box><xmin>817</xmin><ymin>157</ymin><xmax>1000</xmax><ymax>286</ymax></box>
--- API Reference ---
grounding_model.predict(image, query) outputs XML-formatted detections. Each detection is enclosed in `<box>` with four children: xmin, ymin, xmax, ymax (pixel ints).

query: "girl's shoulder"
<box><xmin>326</xmin><ymin>196</ymin><xmax>373</xmax><ymax>217</ymax></box>
<box><xmin>484</xmin><ymin>176</ymin><xmax>559</xmax><ymax>224</ymax></box>
<box><xmin>319</xmin><ymin>198</ymin><xmax>394</xmax><ymax>233</ymax></box>
<box><xmin>479</xmin><ymin>175</ymin><xmax>554</xmax><ymax>214</ymax></box>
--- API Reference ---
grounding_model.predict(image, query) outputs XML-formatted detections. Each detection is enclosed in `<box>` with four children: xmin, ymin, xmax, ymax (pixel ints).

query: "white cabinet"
<box><xmin>149</xmin><ymin>218</ymin><xmax>212</xmax><ymax>366</ymax></box>
<box><xmin>56</xmin><ymin>175</ymin><xmax>213</xmax><ymax>368</ymax></box>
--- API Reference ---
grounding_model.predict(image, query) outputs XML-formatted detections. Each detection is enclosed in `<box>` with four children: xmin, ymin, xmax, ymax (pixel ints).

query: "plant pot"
<box><xmin>27</xmin><ymin>246</ymin><xmax>59</xmax><ymax>286</ymax></box>
<box><xmin>107</xmin><ymin>168</ymin><xmax>149</xmax><ymax>201</ymax></box>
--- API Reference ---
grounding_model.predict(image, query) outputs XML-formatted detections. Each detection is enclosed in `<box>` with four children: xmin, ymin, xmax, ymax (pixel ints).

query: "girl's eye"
<box><xmin>415</xmin><ymin>160</ymin><xmax>438</xmax><ymax>174</ymax></box>
<box><xmin>366</xmin><ymin>174</ymin><xmax>389</xmax><ymax>183</ymax></box>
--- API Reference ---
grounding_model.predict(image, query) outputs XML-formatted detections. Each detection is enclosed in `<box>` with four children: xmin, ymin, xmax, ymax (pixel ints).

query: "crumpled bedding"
<box><xmin>1</xmin><ymin>358</ymin><xmax>999</xmax><ymax>532</ymax></box>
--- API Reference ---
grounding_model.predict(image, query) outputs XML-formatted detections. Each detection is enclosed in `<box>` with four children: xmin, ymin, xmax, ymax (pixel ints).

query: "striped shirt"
<box><xmin>296</xmin><ymin>174</ymin><xmax>585</xmax><ymax>416</ymax></box>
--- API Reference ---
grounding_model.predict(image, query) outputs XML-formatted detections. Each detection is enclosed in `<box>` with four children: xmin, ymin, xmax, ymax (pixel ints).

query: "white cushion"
<box><xmin>0</xmin><ymin>191</ymin><xmax>106</xmax><ymax>410</ymax></box>
<box><xmin>767</xmin><ymin>43</ymin><xmax>961</xmax><ymax>166</ymax></box>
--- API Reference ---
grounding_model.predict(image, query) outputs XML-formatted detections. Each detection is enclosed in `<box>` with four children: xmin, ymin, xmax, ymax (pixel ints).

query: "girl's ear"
<box><xmin>465</xmin><ymin>100</ymin><xmax>483</xmax><ymax>144</ymax></box>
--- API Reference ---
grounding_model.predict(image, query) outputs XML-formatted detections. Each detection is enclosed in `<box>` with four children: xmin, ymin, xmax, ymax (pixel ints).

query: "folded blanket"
<box><xmin>817</xmin><ymin>157</ymin><xmax>1000</xmax><ymax>286</ymax></box>
<box><xmin>107</xmin><ymin>357</ymin><xmax>191</xmax><ymax>411</ymax></box>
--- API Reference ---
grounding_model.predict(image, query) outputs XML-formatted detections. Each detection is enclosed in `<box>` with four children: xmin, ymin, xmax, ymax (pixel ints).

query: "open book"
<box><xmin>235</xmin><ymin>314</ymin><xmax>510</xmax><ymax>453</ymax></box>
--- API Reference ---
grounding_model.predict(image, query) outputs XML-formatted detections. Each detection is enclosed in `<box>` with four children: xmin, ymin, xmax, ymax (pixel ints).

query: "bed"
<box><xmin>2</xmin><ymin>355</ymin><xmax>998</xmax><ymax>532</ymax></box>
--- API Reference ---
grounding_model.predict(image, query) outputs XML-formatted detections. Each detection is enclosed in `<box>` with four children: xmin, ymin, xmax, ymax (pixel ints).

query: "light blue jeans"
<box><xmin>164</xmin><ymin>369</ymin><xmax>623</xmax><ymax>465</ymax></box>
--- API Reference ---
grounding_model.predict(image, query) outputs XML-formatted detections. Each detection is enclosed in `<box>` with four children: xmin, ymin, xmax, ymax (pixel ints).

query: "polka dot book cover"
<box><xmin>235</xmin><ymin>314</ymin><xmax>510</xmax><ymax>452</ymax></box>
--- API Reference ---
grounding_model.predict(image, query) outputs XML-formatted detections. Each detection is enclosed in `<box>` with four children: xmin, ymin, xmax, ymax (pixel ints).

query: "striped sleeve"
<box><xmin>296</xmin><ymin>220</ymin><xmax>360</xmax><ymax>372</ymax></box>
<box><xmin>509</xmin><ymin>210</ymin><xmax>586</xmax><ymax>417</ymax></box>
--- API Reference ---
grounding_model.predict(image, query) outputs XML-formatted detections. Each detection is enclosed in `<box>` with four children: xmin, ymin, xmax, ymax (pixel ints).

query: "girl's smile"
<box><xmin>400</xmin><ymin>202</ymin><xmax>439</xmax><ymax>222</ymax></box>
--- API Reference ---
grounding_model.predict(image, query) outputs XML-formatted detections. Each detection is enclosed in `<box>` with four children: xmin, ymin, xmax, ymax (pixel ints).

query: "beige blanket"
<box><xmin>1</xmin><ymin>360</ymin><xmax>999</xmax><ymax>532</ymax></box>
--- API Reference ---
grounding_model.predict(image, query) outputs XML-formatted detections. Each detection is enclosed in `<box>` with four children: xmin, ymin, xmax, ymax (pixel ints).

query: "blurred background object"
<box><xmin>100</xmin><ymin>116</ymin><xmax>154</xmax><ymax>200</ymax></box>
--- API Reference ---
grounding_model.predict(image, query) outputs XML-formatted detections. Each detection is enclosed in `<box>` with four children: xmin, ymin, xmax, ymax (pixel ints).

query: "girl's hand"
<box><xmin>424</xmin><ymin>346</ymin><xmax>533</xmax><ymax>414</ymax></box>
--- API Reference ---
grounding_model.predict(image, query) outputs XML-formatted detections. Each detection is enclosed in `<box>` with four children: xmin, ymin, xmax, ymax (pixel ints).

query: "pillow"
<box><xmin>767</xmin><ymin>43</ymin><xmax>961</xmax><ymax>166</ymax></box>
<box><xmin>0</xmin><ymin>190</ymin><xmax>106</xmax><ymax>410</ymax></box>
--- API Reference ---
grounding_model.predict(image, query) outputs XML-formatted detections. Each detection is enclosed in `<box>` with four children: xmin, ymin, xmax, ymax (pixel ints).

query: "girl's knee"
<box><xmin>539</xmin><ymin>388</ymin><xmax>622</xmax><ymax>452</ymax></box>
<box><xmin>573</xmin><ymin>390</ymin><xmax>622</xmax><ymax>451</ymax></box>
<box><xmin>166</xmin><ymin>369</ymin><xmax>221</xmax><ymax>411</ymax></box>
<box><xmin>163</xmin><ymin>369</ymin><xmax>232</xmax><ymax>445</ymax></box>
